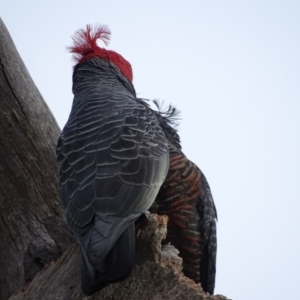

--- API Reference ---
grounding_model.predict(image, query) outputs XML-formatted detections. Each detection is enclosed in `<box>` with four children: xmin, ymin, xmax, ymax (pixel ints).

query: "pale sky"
<box><xmin>2</xmin><ymin>1</ymin><xmax>300</xmax><ymax>299</ymax></box>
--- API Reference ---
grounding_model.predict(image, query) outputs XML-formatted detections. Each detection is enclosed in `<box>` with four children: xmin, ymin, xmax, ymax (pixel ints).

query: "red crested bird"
<box><xmin>151</xmin><ymin>101</ymin><xmax>217</xmax><ymax>295</ymax></box>
<box><xmin>56</xmin><ymin>25</ymin><xmax>169</xmax><ymax>296</ymax></box>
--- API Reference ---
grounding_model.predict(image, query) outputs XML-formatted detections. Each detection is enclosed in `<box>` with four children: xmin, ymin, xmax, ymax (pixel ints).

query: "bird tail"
<box><xmin>199</xmin><ymin>173</ymin><xmax>217</xmax><ymax>295</ymax></box>
<box><xmin>79</xmin><ymin>215</ymin><xmax>137</xmax><ymax>296</ymax></box>
<box><xmin>200</xmin><ymin>220</ymin><xmax>217</xmax><ymax>294</ymax></box>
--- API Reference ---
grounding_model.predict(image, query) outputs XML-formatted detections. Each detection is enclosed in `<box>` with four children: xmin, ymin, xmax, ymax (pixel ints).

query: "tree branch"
<box><xmin>10</xmin><ymin>215</ymin><xmax>228</xmax><ymax>300</ymax></box>
<box><xmin>0</xmin><ymin>17</ymin><xmax>67</xmax><ymax>299</ymax></box>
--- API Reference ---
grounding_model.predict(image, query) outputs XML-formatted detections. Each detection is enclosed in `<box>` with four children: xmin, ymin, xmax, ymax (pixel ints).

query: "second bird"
<box><xmin>151</xmin><ymin>103</ymin><xmax>218</xmax><ymax>295</ymax></box>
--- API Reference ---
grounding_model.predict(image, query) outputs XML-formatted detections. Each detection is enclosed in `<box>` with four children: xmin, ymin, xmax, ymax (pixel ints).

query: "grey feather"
<box><xmin>57</xmin><ymin>57</ymin><xmax>169</xmax><ymax>295</ymax></box>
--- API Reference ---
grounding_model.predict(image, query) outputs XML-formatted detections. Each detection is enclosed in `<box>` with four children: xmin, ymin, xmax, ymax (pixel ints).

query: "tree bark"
<box><xmin>9</xmin><ymin>214</ymin><xmax>228</xmax><ymax>300</ymax></box>
<box><xmin>0</xmin><ymin>18</ymin><xmax>229</xmax><ymax>300</ymax></box>
<box><xmin>0</xmin><ymin>17</ymin><xmax>71</xmax><ymax>300</ymax></box>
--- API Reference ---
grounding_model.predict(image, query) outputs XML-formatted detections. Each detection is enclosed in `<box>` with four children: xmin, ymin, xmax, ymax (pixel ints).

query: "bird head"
<box><xmin>68</xmin><ymin>24</ymin><xmax>133</xmax><ymax>82</ymax></box>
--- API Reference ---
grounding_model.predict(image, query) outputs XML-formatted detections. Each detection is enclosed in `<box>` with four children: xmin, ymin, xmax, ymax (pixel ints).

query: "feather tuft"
<box><xmin>152</xmin><ymin>99</ymin><xmax>181</xmax><ymax>128</ymax></box>
<box><xmin>68</xmin><ymin>24</ymin><xmax>111</xmax><ymax>63</ymax></box>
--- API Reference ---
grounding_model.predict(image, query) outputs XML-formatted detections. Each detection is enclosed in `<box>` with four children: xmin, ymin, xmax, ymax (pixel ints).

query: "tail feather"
<box><xmin>200</xmin><ymin>221</ymin><xmax>217</xmax><ymax>294</ymax></box>
<box><xmin>81</xmin><ymin>222</ymin><xmax>135</xmax><ymax>296</ymax></box>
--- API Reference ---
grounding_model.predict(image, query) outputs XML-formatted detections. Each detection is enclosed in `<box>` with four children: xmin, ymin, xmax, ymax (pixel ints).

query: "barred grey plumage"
<box><xmin>57</xmin><ymin>56</ymin><xmax>169</xmax><ymax>295</ymax></box>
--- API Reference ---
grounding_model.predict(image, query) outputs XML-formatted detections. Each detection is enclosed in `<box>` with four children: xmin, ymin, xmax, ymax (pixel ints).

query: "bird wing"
<box><xmin>57</xmin><ymin>90</ymin><xmax>169</xmax><ymax>293</ymax></box>
<box><xmin>57</xmin><ymin>91</ymin><xmax>168</xmax><ymax>231</ymax></box>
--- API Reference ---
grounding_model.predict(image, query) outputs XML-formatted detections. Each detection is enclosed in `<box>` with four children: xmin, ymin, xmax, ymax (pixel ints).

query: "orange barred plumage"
<box><xmin>151</xmin><ymin>102</ymin><xmax>217</xmax><ymax>294</ymax></box>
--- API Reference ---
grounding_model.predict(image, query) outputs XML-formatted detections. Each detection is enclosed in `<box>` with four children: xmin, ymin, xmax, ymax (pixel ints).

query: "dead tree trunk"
<box><xmin>0</xmin><ymin>17</ymin><xmax>72</xmax><ymax>299</ymax></box>
<box><xmin>0</xmin><ymin>18</ymin><xmax>229</xmax><ymax>300</ymax></box>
